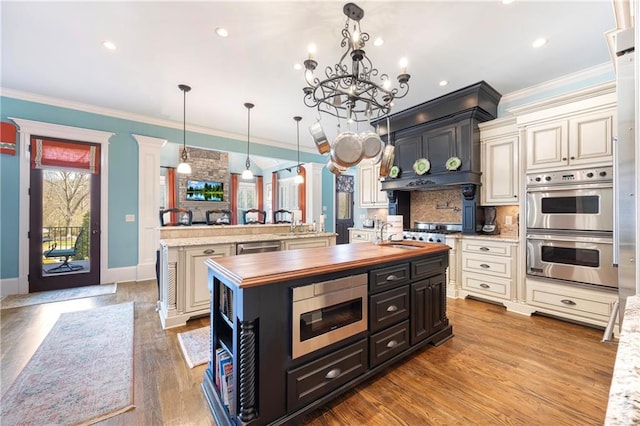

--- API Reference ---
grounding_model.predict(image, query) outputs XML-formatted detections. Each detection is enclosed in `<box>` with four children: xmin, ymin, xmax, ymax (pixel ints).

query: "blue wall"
<box><xmin>0</xmin><ymin>95</ymin><xmax>329</xmax><ymax>279</ymax></box>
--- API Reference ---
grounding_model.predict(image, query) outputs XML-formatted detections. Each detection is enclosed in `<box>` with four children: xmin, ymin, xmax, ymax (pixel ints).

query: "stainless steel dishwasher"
<box><xmin>236</xmin><ymin>240</ymin><xmax>281</xmax><ymax>255</ymax></box>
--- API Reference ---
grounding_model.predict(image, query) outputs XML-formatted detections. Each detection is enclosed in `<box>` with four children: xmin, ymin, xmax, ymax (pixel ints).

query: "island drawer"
<box><xmin>411</xmin><ymin>253</ymin><xmax>448</xmax><ymax>280</ymax></box>
<box><xmin>370</xmin><ymin>286</ymin><xmax>410</xmax><ymax>332</ymax></box>
<box><xmin>369</xmin><ymin>320</ymin><xmax>410</xmax><ymax>368</ymax></box>
<box><xmin>287</xmin><ymin>339</ymin><xmax>368</xmax><ymax>411</ymax></box>
<box><xmin>369</xmin><ymin>263</ymin><xmax>410</xmax><ymax>293</ymax></box>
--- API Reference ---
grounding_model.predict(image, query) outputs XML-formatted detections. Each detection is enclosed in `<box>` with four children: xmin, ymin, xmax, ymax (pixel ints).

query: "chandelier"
<box><xmin>302</xmin><ymin>2</ymin><xmax>411</xmax><ymax>123</ymax></box>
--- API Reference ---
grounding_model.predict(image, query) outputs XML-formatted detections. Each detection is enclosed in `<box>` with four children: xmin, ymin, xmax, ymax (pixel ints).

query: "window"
<box><xmin>237</xmin><ymin>181</ymin><xmax>257</xmax><ymax>223</ymax></box>
<box><xmin>277</xmin><ymin>177</ymin><xmax>300</xmax><ymax>211</ymax></box>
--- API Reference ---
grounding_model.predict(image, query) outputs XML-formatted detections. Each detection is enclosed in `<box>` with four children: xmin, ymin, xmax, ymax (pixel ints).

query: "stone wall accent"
<box><xmin>177</xmin><ymin>147</ymin><xmax>230</xmax><ymax>223</ymax></box>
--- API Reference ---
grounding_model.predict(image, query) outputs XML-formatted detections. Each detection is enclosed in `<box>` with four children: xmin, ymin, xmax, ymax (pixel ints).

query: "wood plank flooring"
<box><xmin>0</xmin><ymin>281</ymin><xmax>617</xmax><ymax>425</ymax></box>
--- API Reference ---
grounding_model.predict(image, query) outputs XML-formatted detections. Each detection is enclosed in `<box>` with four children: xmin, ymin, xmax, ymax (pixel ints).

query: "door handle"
<box><xmin>325</xmin><ymin>368</ymin><xmax>341</xmax><ymax>379</ymax></box>
<box><xmin>386</xmin><ymin>305</ymin><xmax>398</xmax><ymax>312</ymax></box>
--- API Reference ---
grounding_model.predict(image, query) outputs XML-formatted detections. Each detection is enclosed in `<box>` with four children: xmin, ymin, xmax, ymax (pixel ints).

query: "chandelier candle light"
<box><xmin>242</xmin><ymin>102</ymin><xmax>255</xmax><ymax>180</ymax></box>
<box><xmin>177</xmin><ymin>84</ymin><xmax>192</xmax><ymax>175</ymax></box>
<box><xmin>294</xmin><ymin>116</ymin><xmax>304</xmax><ymax>185</ymax></box>
<box><xmin>301</xmin><ymin>2</ymin><xmax>410</xmax><ymax>174</ymax></box>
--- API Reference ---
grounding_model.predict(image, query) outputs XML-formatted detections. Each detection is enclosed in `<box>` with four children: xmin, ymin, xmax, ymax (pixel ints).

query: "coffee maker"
<box><xmin>482</xmin><ymin>206</ymin><xmax>498</xmax><ymax>234</ymax></box>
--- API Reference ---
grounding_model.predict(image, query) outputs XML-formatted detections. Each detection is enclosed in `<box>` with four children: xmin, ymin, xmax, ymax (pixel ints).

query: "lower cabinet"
<box><xmin>184</xmin><ymin>244</ymin><xmax>234</xmax><ymax>313</ymax></box>
<box><xmin>282</xmin><ymin>236</ymin><xmax>336</xmax><ymax>250</ymax></box>
<box><xmin>287</xmin><ymin>339</ymin><xmax>368</xmax><ymax>411</ymax></box>
<box><xmin>411</xmin><ymin>274</ymin><xmax>447</xmax><ymax>345</ymax></box>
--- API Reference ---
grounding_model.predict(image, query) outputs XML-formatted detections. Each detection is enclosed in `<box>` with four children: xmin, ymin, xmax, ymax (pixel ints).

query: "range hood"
<box><xmin>374</xmin><ymin>81</ymin><xmax>501</xmax><ymax>192</ymax></box>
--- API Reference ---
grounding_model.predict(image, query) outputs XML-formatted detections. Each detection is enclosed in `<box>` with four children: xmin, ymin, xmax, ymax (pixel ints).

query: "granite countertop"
<box><xmin>160</xmin><ymin>232</ymin><xmax>336</xmax><ymax>247</ymax></box>
<box><xmin>205</xmin><ymin>241</ymin><xmax>450</xmax><ymax>288</ymax></box>
<box><xmin>605</xmin><ymin>295</ymin><xmax>640</xmax><ymax>425</ymax></box>
<box><xmin>459</xmin><ymin>234</ymin><xmax>520</xmax><ymax>243</ymax></box>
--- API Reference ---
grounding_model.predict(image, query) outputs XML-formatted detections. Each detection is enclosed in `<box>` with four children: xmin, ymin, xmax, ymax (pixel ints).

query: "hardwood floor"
<box><xmin>0</xmin><ymin>281</ymin><xmax>617</xmax><ymax>425</ymax></box>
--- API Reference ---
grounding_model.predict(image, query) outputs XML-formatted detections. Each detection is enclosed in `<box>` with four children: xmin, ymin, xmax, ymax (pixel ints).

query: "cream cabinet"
<box><xmin>184</xmin><ymin>243</ymin><xmax>234</xmax><ymax>314</ymax></box>
<box><xmin>445</xmin><ymin>236</ymin><xmax>460</xmax><ymax>298</ymax></box>
<box><xmin>349</xmin><ymin>228</ymin><xmax>376</xmax><ymax>244</ymax></box>
<box><xmin>480</xmin><ymin>117</ymin><xmax>519</xmax><ymax>205</ymax></box>
<box><xmin>526</xmin><ymin>278</ymin><xmax>617</xmax><ymax>328</ymax></box>
<box><xmin>282</xmin><ymin>235</ymin><xmax>336</xmax><ymax>251</ymax></box>
<box><xmin>525</xmin><ymin>108</ymin><xmax>615</xmax><ymax>171</ymax></box>
<box><xmin>358</xmin><ymin>161</ymin><xmax>387</xmax><ymax>208</ymax></box>
<box><xmin>459</xmin><ymin>238</ymin><xmax>518</xmax><ymax>304</ymax></box>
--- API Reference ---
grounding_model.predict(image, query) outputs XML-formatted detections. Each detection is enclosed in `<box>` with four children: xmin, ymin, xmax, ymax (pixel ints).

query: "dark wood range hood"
<box><xmin>373</xmin><ymin>81</ymin><xmax>502</xmax><ymax>192</ymax></box>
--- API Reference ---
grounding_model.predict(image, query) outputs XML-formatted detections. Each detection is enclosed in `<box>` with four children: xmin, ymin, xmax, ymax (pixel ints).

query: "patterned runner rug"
<box><xmin>0</xmin><ymin>283</ymin><xmax>117</xmax><ymax>310</ymax></box>
<box><xmin>0</xmin><ymin>302</ymin><xmax>135</xmax><ymax>424</ymax></box>
<box><xmin>177</xmin><ymin>326</ymin><xmax>210</xmax><ymax>368</ymax></box>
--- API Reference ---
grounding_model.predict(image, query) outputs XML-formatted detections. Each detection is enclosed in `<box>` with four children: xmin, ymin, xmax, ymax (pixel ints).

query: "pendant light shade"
<box><xmin>177</xmin><ymin>84</ymin><xmax>192</xmax><ymax>174</ymax></box>
<box><xmin>242</xmin><ymin>102</ymin><xmax>254</xmax><ymax>180</ymax></box>
<box><xmin>293</xmin><ymin>116</ymin><xmax>304</xmax><ymax>184</ymax></box>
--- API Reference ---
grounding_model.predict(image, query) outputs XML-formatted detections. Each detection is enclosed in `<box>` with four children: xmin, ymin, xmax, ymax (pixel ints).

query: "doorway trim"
<box><xmin>10</xmin><ymin>117</ymin><xmax>113</xmax><ymax>294</ymax></box>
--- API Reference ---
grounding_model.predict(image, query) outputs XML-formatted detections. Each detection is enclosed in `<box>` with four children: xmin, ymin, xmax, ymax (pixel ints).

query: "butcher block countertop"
<box><xmin>205</xmin><ymin>241</ymin><xmax>450</xmax><ymax>289</ymax></box>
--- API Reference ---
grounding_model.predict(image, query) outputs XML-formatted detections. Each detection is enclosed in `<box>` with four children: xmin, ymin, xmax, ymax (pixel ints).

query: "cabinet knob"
<box><xmin>386</xmin><ymin>274</ymin><xmax>398</xmax><ymax>281</ymax></box>
<box><xmin>479</xmin><ymin>263</ymin><xmax>490</xmax><ymax>269</ymax></box>
<box><xmin>203</xmin><ymin>249</ymin><xmax>215</xmax><ymax>254</ymax></box>
<box><xmin>562</xmin><ymin>157</ymin><xmax>567</xmax><ymax>161</ymax></box>
<box><xmin>325</xmin><ymin>368</ymin><xmax>341</xmax><ymax>379</ymax></box>
<box><xmin>386</xmin><ymin>340</ymin><xmax>398</xmax><ymax>348</ymax></box>
<box><xmin>386</xmin><ymin>305</ymin><xmax>398</xmax><ymax>312</ymax></box>
<box><xmin>560</xmin><ymin>299</ymin><xmax>576</xmax><ymax>306</ymax></box>
<box><xmin>479</xmin><ymin>283</ymin><xmax>490</xmax><ymax>289</ymax></box>
<box><xmin>570</xmin><ymin>156</ymin><xmax>575</xmax><ymax>160</ymax></box>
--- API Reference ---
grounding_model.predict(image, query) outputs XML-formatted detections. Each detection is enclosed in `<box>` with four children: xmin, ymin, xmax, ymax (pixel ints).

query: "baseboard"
<box><xmin>0</xmin><ymin>277</ymin><xmax>21</xmax><ymax>297</ymax></box>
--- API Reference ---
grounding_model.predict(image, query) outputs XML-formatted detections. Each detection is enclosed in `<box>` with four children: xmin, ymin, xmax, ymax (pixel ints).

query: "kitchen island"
<box><xmin>203</xmin><ymin>241</ymin><xmax>452</xmax><ymax>426</ymax></box>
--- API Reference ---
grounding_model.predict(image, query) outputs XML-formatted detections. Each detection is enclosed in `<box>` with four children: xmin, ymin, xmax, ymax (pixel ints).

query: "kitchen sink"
<box><xmin>387</xmin><ymin>244</ymin><xmax>421</xmax><ymax>249</ymax></box>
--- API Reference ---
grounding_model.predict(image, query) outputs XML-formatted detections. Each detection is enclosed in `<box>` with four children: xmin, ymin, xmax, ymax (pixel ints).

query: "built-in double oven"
<box><xmin>525</xmin><ymin>166</ymin><xmax>617</xmax><ymax>289</ymax></box>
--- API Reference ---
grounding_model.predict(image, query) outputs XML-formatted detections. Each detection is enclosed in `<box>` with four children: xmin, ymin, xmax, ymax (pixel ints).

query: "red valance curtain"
<box><xmin>230</xmin><ymin>173</ymin><xmax>239</xmax><ymax>225</ymax></box>
<box><xmin>256</xmin><ymin>176</ymin><xmax>264</xmax><ymax>211</ymax></box>
<box><xmin>30</xmin><ymin>137</ymin><xmax>100</xmax><ymax>174</ymax></box>
<box><xmin>298</xmin><ymin>168</ymin><xmax>307</xmax><ymax>223</ymax></box>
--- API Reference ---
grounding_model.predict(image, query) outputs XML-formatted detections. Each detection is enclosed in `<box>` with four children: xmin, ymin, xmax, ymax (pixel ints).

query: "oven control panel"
<box><xmin>526</xmin><ymin>166</ymin><xmax>613</xmax><ymax>186</ymax></box>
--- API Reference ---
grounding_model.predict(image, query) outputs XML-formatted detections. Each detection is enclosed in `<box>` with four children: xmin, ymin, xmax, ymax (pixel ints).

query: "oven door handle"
<box><xmin>526</xmin><ymin>182</ymin><xmax>613</xmax><ymax>192</ymax></box>
<box><xmin>526</xmin><ymin>234</ymin><xmax>613</xmax><ymax>244</ymax></box>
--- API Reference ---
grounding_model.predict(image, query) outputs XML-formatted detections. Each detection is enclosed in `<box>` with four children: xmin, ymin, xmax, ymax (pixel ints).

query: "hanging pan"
<box><xmin>379</xmin><ymin>116</ymin><xmax>395</xmax><ymax>177</ymax></box>
<box><xmin>331</xmin><ymin>131</ymin><xmax>364</xmax><ymax>168</ymax></box>
<box><xmin>309</xmin><ymin>121</ymin><xmax>330</xmax><ymax>155</ymax></box>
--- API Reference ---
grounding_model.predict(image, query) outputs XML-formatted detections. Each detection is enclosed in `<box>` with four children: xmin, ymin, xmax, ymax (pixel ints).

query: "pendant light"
<box><xmin>242</xmin><ymin>102</ymin><xmax>254</xmax><ymax>180</ymax></box>
<box><xmin>293</xmin><ymin>116</ymin><xmax>304</xmax><ymax>185</ymax></box>
<box><xmin>176</xmin><ymin>84</ymin><xmax>192</xmax><ymax>174</ymax></box>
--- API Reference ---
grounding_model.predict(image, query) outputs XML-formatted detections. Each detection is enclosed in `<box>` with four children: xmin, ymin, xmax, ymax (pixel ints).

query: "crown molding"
<box><xmin>0</xmin><ymin>87</ymin><xmax>316</xmax><ymax>154</ymax></box>
<box><xmin>500</xmin><ymin>62</ymin><xmax>615</xmax><ymax>106</ymax></box>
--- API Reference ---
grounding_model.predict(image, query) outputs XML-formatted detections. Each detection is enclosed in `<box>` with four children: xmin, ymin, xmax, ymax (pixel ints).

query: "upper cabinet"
<box><xmin>479</xmin><ymin>117</ymin><xmax>519</xmax><ymax>205</ymax></box>
<box><xmin>514</xmin><ymin>85</ymin><xmax>616</xmax><ymax>173</ymax></box>
<box><xmin>525</xmin><ymin>108</ymin><xmax>615</xmax><ymax>170</ymax></box>
<box><xmin>358</xmin><ymin>161</ymin><xmax>387</xmax><ymax>208</ymax></box>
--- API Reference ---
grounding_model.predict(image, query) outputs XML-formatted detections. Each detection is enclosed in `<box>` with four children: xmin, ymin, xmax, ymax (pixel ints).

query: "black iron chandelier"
<box><xmin>302</xmin><ymin>2</ymin><xmax>411</xmax><ymax>123</ymax></box>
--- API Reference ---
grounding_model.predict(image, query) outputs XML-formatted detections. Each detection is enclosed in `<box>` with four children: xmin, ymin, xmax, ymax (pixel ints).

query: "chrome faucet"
<box><xmin>379</xmin><ymin>222</ymin><xmax>391</xmax><ymax>242</ymax></box>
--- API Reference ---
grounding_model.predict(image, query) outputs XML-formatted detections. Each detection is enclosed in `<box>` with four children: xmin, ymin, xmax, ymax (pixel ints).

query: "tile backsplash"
<box><xmin>410</xmin><ymin>189</ymin><xmax>462</xmax><ymax>224</ymax></box>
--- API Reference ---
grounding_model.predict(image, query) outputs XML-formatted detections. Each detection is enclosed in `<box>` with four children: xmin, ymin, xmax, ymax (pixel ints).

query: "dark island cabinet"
<box><xmin>202</xmin><ymin>249</ymin><xmax>451</xmax><ymax>426</ymax></box>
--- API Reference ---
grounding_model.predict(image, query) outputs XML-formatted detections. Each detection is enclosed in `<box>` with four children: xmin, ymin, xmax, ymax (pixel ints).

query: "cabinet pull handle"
<box><xmin>325</xmin><ymin>368</ymin><xmax>341</xmax><ymax>379</ymax></box>
<box><xmin>203</xmin><ymin>249</ymin><xmax>215</xmax><ymax>254</ymax></box>
<box><xmin>386</xmin><ymin>340</ymin><xmax>398</xmax><ymax>348</ymax></box>
<box><xmin>480</xmin><ymin>283</ymin><xmax>490</xmax><ymax>289</ymax></box>
<box><xmin>386</xmin><ymin>305</ymin><xmax>398</xmax><ymax>312</ymax></box>
<box><xmin>386</xmin><ymin>274</ymin><xmax>398</xmax><ymax>281</ymax></box>
<box><xmin>480</xmin><ymin>263</ymin><xmax>490</xmax><ymax>269</ymax></box>
<box><xmin>479</xmin><ymin>247</ymin><xmax>490</xmax><ymax>251</ymax></box>
<box><xmin>560</xmin><ymin>299</ymin><xmax>576</xmax><ymax>306</ymax></box>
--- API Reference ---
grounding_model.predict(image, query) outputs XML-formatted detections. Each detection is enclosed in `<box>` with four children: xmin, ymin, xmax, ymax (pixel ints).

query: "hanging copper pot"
<box><xmin>309</xmin><ymin>121</ymin><xmax>330</xmax><ymax>155</ymax></box>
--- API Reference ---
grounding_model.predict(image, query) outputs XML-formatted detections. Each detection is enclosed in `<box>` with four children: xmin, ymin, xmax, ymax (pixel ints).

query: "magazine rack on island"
<box><xmin>203</xmin><ymin>241</ymin><xmax>453</xmax><ymax>425</ymax></box>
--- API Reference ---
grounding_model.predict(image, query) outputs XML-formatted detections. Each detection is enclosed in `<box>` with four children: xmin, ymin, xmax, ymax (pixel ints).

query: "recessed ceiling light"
<box><xmin>532</xmin><ymin>37</ymin><xmax>548</xmax><ymax>48</ymax></box>
<box><xmin>215</xmin><ymin>27</ymin><xmax>229</xmax><ymax>38</ymax></box>
<box><xmin>293</xmin><ymin>63</ymin><xmax>302</xmax><ymax>70</ymax></box>
<box><xmin>373</xmin><ymin>37</ymin><xmax>384</xmax><ymax>47</ymax></box>
<box><xmin>102</xmin><ymin>41</ymin><xmax>116</xmax><ymax>50</ymax></box>
<box><xmin>439</xmin><ymin>80</ymin><xmax>449</xmax><ymax>87</ymax></box>
<box><xmin>502</xmin><ymin>0</ymin><xmax>515</xmax><ymax>5</ymax></box>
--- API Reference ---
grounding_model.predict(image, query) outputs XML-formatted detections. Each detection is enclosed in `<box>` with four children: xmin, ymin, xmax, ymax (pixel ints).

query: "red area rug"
<box><xmin>0</xmin><ymin>302</ymin><xmax>135</xmax><ymax>424</ymax></box>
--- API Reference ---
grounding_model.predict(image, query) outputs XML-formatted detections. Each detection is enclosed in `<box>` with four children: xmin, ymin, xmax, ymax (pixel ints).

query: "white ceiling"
<box><xmin>1</xmin><ymin>1</ymin><xmax>617</xmax><ymax>153</ymax></box>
